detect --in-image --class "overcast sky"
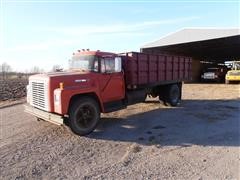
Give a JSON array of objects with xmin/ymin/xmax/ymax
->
[{"xmin": 0, "ymin": 0, "xmax": 239, "ymax": 72}]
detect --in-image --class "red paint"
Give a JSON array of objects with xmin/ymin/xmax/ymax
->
[{"xmin": 122, "ymin": 52, "xmax": 191, "ymax": 86}]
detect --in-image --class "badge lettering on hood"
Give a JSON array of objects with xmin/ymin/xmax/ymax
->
[{"xmin": 75, "ymin": 79, "xmax": 88, "ymax": 83}]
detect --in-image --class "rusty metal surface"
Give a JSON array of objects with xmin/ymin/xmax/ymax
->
[{"xmin": 122, "ymin": 52, "xmax": 192, "ymax": 86}]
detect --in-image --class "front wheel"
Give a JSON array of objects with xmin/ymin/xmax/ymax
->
[{"xmin": 69, "ymin": 97, "xmax": 100, "ymax": 136}]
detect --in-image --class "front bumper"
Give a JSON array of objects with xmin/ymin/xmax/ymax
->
[{"xmin": 24, "ymin": 104, "xmax": 63, "ymax": 125}]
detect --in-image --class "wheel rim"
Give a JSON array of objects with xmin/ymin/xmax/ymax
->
[{"xmin": 76, "ymin": 105, "xmax": 96, "ymax": 129}]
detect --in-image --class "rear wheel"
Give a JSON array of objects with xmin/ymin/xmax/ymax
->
[
  {"xmin": 159, "ymin": 84, "xmax": 181, "ymax": 106},
  {"xmin": 69, "ymin": 97, "xmax": 100, "ymax": 136}
]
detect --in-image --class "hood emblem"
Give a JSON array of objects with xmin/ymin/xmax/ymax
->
[{"xmin": 75, "ymin": 79, "xmax": 88, "ymax": 83}]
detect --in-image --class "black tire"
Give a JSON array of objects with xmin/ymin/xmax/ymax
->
[
  {"xmin": 158, "ymin": 89, "xmax": 166, "ymax": 103},
  {"xmin": 69, "ymin": 97, "xmax": 100, "ymax": 136},
  {"xmin": 159, "ymin": 84, "xmax": 181, "ymax": 106}
]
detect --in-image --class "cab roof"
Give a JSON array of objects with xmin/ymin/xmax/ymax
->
[{"xmin": 73, "ymin": 50, "xmax": 116, "ymax": 57}]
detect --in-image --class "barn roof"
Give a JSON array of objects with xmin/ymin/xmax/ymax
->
[
  {"xmin": 142, "ymin": 28, "xmax": 240, "ymax": 48},
  {"xmin": 141, "ymin": 28, "xmax": 240, "ymax": 61}
]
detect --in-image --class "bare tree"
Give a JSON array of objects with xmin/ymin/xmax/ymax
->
[
  {"xmin": 31, "ymin": 66, "xmax": 44, "ymax": 74},
  {"xmin": 24, "ymin": 69, "xmax": 30, "ymax": 79},
  {"xmin": 52, "ymin": 65, "xmax": 63, "ymax": 72},
  {"xmin": 31, "ymin": 66, "xmax": 40, "ymax": 73},
  {"xmin": 0, "ymin": 62, "xmax": 12, "ymax": 80}
]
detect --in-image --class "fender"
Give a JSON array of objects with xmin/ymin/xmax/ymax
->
[{"xmin": 54, "ymin": 86, "xmax": 104, "ymax": 115}]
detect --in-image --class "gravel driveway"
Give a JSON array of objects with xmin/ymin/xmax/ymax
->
[{"xmin": 0, "ymin": 84, "xmax": 239, "ymax": 179}]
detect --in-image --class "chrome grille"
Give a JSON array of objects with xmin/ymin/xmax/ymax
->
[
  {"xmin": 29, "ymin": 80, "xmax": 49, "ymax": 111},
  {"xmin": 32, "ymin": 82, "xmax": 45, "ymax": 108}
]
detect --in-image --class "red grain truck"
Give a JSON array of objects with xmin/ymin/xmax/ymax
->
[{"xmin": 25, "ymin": 50, "xmax": 192, "ymax": 135}]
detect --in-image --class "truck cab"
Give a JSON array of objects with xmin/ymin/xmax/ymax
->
[{"xmin": 26, "ymin": 50, "xmax": 125, "ymax": 135}]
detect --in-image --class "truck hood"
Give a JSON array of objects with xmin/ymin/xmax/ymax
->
[
  {"xmin": 45, "ymin": 70, "xmax": 88, "ymax": 77},
  {"xmin": 29, "ymin": 70, "xmax": 97, "ymax": 90},
  {"xmin": 227, "ymin": 70, "xmax": 240, "ymax": 76},
  {"xmin": 28, "ymin": 70, "xmax": 97, "ymax": 113}
]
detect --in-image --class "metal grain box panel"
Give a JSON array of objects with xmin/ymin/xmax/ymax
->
[{"xmin": 121, "ymin": 52, "xmax": 192, "ymax": 86}]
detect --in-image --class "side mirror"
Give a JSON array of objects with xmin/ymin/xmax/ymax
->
[{"xmin": 114, "ymin": 57, "xmax": 122, "ymax": 73}]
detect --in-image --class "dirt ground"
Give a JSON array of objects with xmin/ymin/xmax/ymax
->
[
  {"xmin": 0, "ymin": 79, "xmax": 28, "ymax": 101},
  {"xmin": 0, "ymin": 84, "xmax": 239, "ymax": 179}
]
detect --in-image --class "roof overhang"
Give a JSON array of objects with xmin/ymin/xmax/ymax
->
[{"xmin": 141, "ymin": 29, "xmax": 240, "ymax": 63}]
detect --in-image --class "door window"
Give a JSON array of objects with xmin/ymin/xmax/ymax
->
[{"xmin": 101, "ymin": 58, "xmax": 115, "ymax": 73}]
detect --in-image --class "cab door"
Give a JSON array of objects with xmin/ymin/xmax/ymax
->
[{"xmin": 98, "ymin": 57, "xmax": 125, "ymax": 103}]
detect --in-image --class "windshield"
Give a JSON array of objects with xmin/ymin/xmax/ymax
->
[{"xmin": 69, "ymin": 55, "xmax": 98, "ymax": 71}]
